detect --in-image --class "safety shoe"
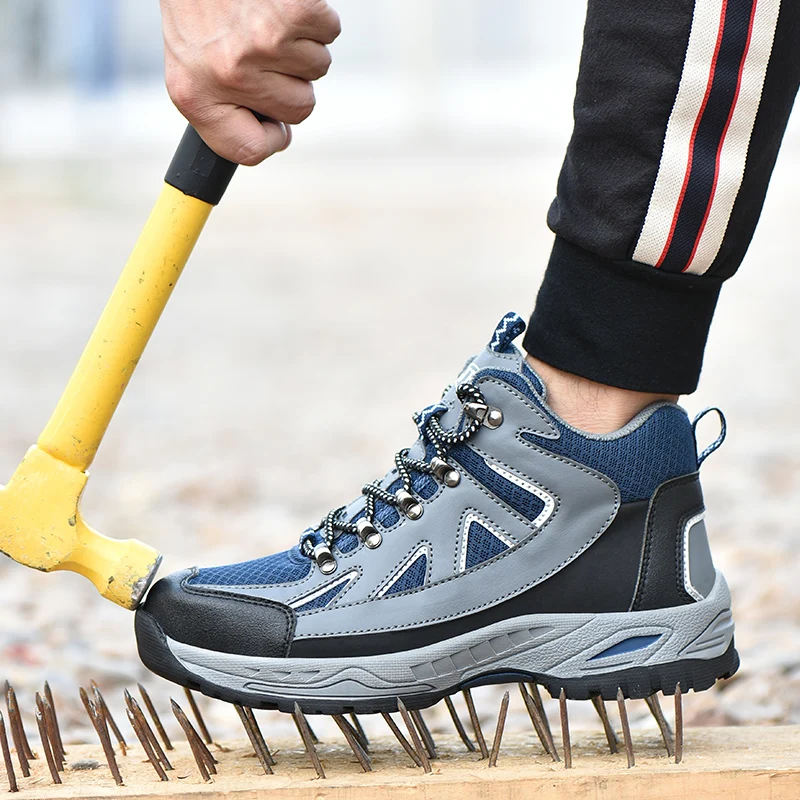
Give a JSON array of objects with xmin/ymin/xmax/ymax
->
[{"xmin": 135, "ymin": 313, "xmax": 738, "ymax": 714}]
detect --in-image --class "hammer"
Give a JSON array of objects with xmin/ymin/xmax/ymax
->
[{"xmin": 0, "ymin": 126, "xmax": 239, "ymax": 610}]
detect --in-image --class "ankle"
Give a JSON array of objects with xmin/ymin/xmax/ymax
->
[{"xmin": 525, "ymin": 355, "xmax": 679, "ymax": 434}]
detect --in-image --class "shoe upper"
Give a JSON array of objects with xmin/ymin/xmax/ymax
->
[{"xmin": 139, "ymin": 313, "xmax": 711, "ymax": 660}]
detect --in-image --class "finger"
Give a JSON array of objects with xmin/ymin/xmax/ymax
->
[
  {"xmin": 226, "ymin": 73, "xmax": 316, "ymax": 125},
  {"xmin": 279, "ymin": 124, "xmax": 293, "ymax": 152},
  {"xmin": 294, "ymin": 2, "xmax": 341, "ymax": 45},
  {"xmin": 274, "ymin": 39, "xmax": 332, "ymax": 81},
  {"xmin": 193, "ymin": 105, "xmax": 290, "ymax": 166}
]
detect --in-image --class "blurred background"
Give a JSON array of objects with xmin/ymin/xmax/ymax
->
[{"xmin": 0, "ymin": 0, "xmax": 799, "ymax": 748}]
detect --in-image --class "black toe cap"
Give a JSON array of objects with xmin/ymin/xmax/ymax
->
[{"xmin": 137, "ymin": 568, "xmax": 296, "ymax": 658}]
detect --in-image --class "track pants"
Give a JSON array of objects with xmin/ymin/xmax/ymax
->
[{"xmin": 523, "ymin": 0, "xmax": 800, "ymax": 394}]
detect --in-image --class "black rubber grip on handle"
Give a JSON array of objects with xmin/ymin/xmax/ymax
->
[{"xmin": 165, "ymin": 125, "xmax": 238, "ymax": 206}]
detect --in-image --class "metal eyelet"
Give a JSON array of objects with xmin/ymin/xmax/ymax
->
[
  {"xmin": 395, "ymin": 489, "xmax": 424, "ymax": 520},
  {"xmin": 430, "ymin": 456, "xmax": 461, "ymax": 487},
  {"xmin": 356, "ymin": 518, "xmax": 383, "ymax": 549},
  {"xmin": 312, "ymin": 543, "xmax": 337, "ymax": 574},
  {"xmin": 463, "ymin": 401, "xmax": 503, "ymax": 429},
  {"xmin": 484, "ymin": 407, "xmax": 504, "ymax": 429}
]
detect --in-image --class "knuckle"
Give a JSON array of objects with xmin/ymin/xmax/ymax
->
[
  {"xmin": 165, "ymin": 70, "xmax": 199, "ymax": 115},
  {"xmin": 211, "ymin": 50, "xmax": 247, "ymax": 91},
  {"xmin": 284, "ymin": 89, "xmax": 315, "ymax": 124},
  {"xmin": 313, "ymin": 48, "xmax": 332, "ymax": 79},
  {"xmin": 328, "ymin": 8, "xmax": 342, "ymax": 39},
  {"xmin": 284, "ymin": 0, "xmax": 312, "ymax": 26}
]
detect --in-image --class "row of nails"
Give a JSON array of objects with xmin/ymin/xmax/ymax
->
[{"xmin": 0, "ymin": 680, "xmax": 685, "ymax": 788}]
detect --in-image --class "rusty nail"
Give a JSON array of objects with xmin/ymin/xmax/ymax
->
[
  {"xmin": 5, "ymin": 686, "xmax": 34, "ymax": 763},
  {"xmin": 409, "ymin": 709, "xmax": 437, "ymax": 760},
  {"xmin": 518, "ymin": 683, "xmax": 558, "ymax": 761},
  {"xmin": 137, "ymin": 684, "xmax": 173, "ymax": 751},
  {"xmin": 332, "ymin": 715, "xmax": 371, "ymax": 773},
  {"xmin": 528, "ymin": 684, "xmax": 554, "ymax": 744},
  {"xmin": 674, "ymin": 684, "xmax": 683, "ymax": 765},
  {"xmin": 124, "ymin": 691, "xmax": 172, "ymax": 771},
  {"xmin": 444, "ymin": 695, "xmax": 476, "ymax": 753},
  {"xmin": 243, "ymin": 707, "xmax": 275, "ymax": 767},
  {"xmin": 41, "ymin": 694, "xmax": 64, "ymax": 771},
  {"xmin": 80, "ymin": 688, "xmax": 123, "ymax": 785},
  {"xmin": 462, "ymin": 689, "xmax": 489, "ymax": 760},
  {"xmin": 292, "ymin": 703, "xmax": 325, "ymax": 779},
  {"xmin": 0, "ymin": 712, "xmax": 18, "ymax": 792},
  {"xmin": 616, "ymin": 688, "xmax": 635, "ymax": 768},
  {"xmin": 33, "ymin": 696, "xmax": 61, "ymax": 785},
  {"xmin": 90, "ymin": 682, "xmax": 127, "ymax": 756},
  {"xmin": 4, "ymin": 688, "xmax": 29, "ymax": 777},
  {"xmin": 397, "ymin": 699, "xmax": 430, "ymax": 774},
  {"xmin": 125, "ymin": 708, "xmax": 168, "ymax": 782},
  {"xmin": 488, "ymin": 690, "xmax": 510, "ymax": 768},
  {"xmin": 233, "ymin": 705, "xmax": 273, "ymax": 775},
  {"xmin": 183, "ymin": 688, "xmax": 213, "ymax": 746},
  {"xmin": 645, "ymin": 693, "xmax": 674, "ymax": 758},
  {"xmin": 348, "ymin": 714, "xmax": 369, "ymax": 754},
  {"xmin": 380, "ymin": 712, "xmax": 422, "ymax": 767},
  {"xmin": 43, "ymin": 683, "xmax": 65, "ymax": 763},
  {"xmin": 559, "ymin": 689, "xmax": 572, "ymax": 769},
  {"xmin": 590, "ymin": 696, "xmax": 619, "ymax": 754},
  {"xmin": 170, "ymin": 700, "xmax": 213, "ymax": 781}
]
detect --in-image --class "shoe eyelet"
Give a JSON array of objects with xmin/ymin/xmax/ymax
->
[
  {"xmin": 356, "ymin": 518, "xmax": 383, "ymax": 549},
  {"xmin": 430, "ymin": 456, "xmax": 461, "ymax": 487},
  {"xmin": 463, "ymin": 401, "xmax": 504, "ymax": 430},
  {"xmin": 313, "ymin": 543, "xmax": 337, "ymax": 574},
  {"xmin": 484, "ymin": 407, "xmax": 503, "ymax": 429},
  {"xmin": 395, "ymin": 489, "xmax": 424, "ymax": 520}
]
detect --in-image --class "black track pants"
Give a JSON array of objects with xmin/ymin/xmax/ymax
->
[{"xmin": 523, "ymin": 0, "xmax": 800, "ymax": 394}]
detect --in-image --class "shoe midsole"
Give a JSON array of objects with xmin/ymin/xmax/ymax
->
[{"xmin": 165, "ymin": 571, "xmax": 733, "ymax": 702}]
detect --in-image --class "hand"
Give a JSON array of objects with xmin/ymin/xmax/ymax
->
[{"xmin": 160, "ymin": 0, "xmax": 341, "ymax": 165}]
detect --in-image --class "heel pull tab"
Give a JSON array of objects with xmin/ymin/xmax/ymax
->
[{"xmin": 692, "ymin": 407, "xmax": 727, "ymax": 467}]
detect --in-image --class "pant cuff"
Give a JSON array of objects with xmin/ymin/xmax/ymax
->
[{"xmin": 523, "ymin": 237, "xmax": 723, "ymax": 395}]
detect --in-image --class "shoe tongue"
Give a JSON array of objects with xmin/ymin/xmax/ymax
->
[{"xmin": 435, "ymin": 312, "xmax": 544, "ymax": 430}]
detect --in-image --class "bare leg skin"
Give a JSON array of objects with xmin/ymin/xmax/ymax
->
[{"xmin": 525, "ymin": 356, "xmax": 679, "ymax": 435}]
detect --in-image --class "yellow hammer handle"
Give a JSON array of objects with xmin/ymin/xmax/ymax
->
[
  {"xmin": 38, "ymin": 126, "xmax": 237, "ymax": 471},
  {"xmin": 38, "ymin": 185, "xmax": 211, "ymax": 469}
]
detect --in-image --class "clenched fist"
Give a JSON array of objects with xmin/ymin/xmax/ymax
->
[{"xmin": 160, "ymin": 0, "xmax": 341, "ymax": 165}]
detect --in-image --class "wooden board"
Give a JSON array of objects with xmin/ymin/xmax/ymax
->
[{"xmin": 11, "ymin": 726, "xmax": 800, "ymax": 800}]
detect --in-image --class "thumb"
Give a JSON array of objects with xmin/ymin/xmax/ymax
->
[{"xmin": 192, "ymin": 106, "xmax": 291, "ymax": 166}]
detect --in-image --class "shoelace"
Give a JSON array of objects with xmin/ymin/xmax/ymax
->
[{"xmin": 299, "ymin": 383, "xmax": 503, "ymax": 573}]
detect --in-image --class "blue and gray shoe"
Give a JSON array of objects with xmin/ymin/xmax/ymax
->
[{"xmin": 135, "ymin": 313, "xmax": 738, "ymax": 714}]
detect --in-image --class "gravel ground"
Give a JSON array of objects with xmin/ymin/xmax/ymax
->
[{"xmin": 0, "ymin": 127, "xmax": 799, "ymax": 744}]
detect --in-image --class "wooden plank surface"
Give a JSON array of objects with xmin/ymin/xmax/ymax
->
[{"xmin": 9, "ymin": 726, "xmax": 800, "ymax": 800}]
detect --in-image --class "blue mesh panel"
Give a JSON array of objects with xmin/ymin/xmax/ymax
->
[
  {"xmin": 465, "ymin": 520, "xmax": 509, "ymax": 569},
  {"xmin": 413, "ymin": 472, "xmax": 438, "ymax": 499},
  {"xmin": 523, "ymin": 405, "xmax": 697, "ymax": 503},
  {"xmin": 335, "ymin": 532, "xmax": 360, "ymax": 553},
  {"xmin": 190, "ymin": 547, "xmax": 311, "ymax": 587},
  {"xmin": 449, "ymin": 446, "xmax": 545, "ymax": 522},
  {"xmin": 385, "ymin": 553, "xmax": 427, "ymax": 595},
  {"xmin": 294, "ymin": 579, "xmax": 350, "ymax": 612},
  {"xmin": 520, "ymin": 362, "xmax": 546, "ymax": 396}
]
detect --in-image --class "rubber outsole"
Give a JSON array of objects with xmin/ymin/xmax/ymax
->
[{"xmin": 135, "ymin": 608, "xmax": 739, "ymax": 715}]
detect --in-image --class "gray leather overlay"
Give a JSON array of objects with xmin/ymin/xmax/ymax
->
[{"xmin": 235, "ymin": 376, "xmax": 620, "ymax": 639}]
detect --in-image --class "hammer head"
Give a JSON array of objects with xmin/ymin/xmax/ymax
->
[{"xmin": 0, "ymin": 445, "xmax": 161, "ymax": 610}]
